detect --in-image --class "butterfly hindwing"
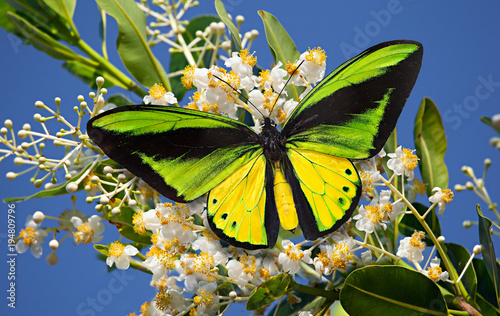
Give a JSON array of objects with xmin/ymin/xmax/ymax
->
[
  {"xmin": 207, "ymin": 153, "xmax": 279, "ymax": 249},
  {"xmin": 87, "ymin": 105, "xmax": 262, "ymax": 203},
  {"xmin": 283, "ymin": 40, "xmax": 423, "ymax": 160},
  {"xmin": 285, "ymin": 149, "xmax": 361, "ymax": 240}
]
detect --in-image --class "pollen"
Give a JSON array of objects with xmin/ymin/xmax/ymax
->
[
  {"xmin": 240, "ymin": 49, "xmax": 257, "ymax": 67},
  {"xmin": 240, "ymin": 254, "xmax": 258, "ymax": 276},
  {"xmin": 263, "ymin": 89, "xmax": 278, "ymax": 113},
  {"xmin": 74, "ymin": 223, "xmax": 94, "ymax": 244},
  {"xmin": 194, "ymin": 290, "xmax": 214, "ymax": 308},
  {"xmin": 155, "ymin": 289, "xmax": 174, "ymax": 313},
  {"xmin": 19, "ymin": 227, "xmax": 37, "ymax": 246},
  {"xmin": 402, "ymin": 148, "xmax": 418, "ymax": 171},
  {"xmin": 305, "ymin": 47, "xmax": 327, "ymax": 66},
  {"xmin": 219, "ymin": 70, "xmax": 241, "ymax": 96},
  {"xmin": 412, "ymin": 178, "xmax": 427, "ymax": 195},
  {"xmin": 285, "ymin": 244, "xmax": 304, "ymax": 261},
  {"xmin": 181, "ymin": 65, "xmax": 196, "ymax": 89},
  {"xmin": 132, "ymin": 211, "xmax": 146, "ymax": 235},
  {"xmin": 360, "ymin": 172, "xmax": 375, "ymax": 199},
  {"xmin": 148, "ymin": 83, "xmax": 167, "ymax": 100},
  {"xmin": 276, "ymin": 108, "xmax": 287, "ymax": 124},
  {"xmin": 441, "ymin": 189, "xmax": 454, "ymax": 204},
  {"xmin": 409, "ymin": 231, "xmax": 426, "ymax": 250},
  {"xmin": 109, "ymin": 242, "xmax": 125, "ymax": 258},
  {"xmin": 259, "ymin": 69, "xmax": 271, "ymax": 89},
  {"xmin": 331, "ymin": 241, "xmax": 353, "ymax": 270},
  {"xmin": 286, "ymin": 61, "xmax": 300, "ymax": 76},
  {"xmin": 365, "ymin": 205, "xmax": 384, "ymax": 224},
  {"xmin": 426, "ymin": 266, "xmax": 444, "ymax": 282},
  {"xmin": 259, "ymin": 267, "xmax": 270, "ymax": 280}
]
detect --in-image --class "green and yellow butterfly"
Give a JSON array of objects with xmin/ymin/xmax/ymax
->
[{"xmin": 87, "ymin": 40, "xmax": 423, "ymax": 249}]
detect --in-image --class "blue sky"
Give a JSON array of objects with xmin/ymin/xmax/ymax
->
[{"xmin": 1, "ymin": 1, "xmax": 499, "ymax": 315}]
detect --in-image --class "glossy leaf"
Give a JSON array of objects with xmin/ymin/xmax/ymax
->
[
  {"xmin": 6, "ymin": 11, "xmax": 77, "ymax": 60},
  {"xmin": 441, "ymin": 243, "xmax": 477, "ymax": 300},
  {"xmin": 107, "ymin": 94, "xmax": 134, "ymax": 107},
  {"xmin": 96, "ymin": 0, "xmax": 169, "ymax": 89},
  {"xmin": 399, "ymin": 202, "xmax": 441, "ymax": 245},
  {"xmin": 341, "ymin": 265, "xmax": 448, "ymax": 315},
  {"xmin": 214, "ymin": 0, "xmax": 241, "ymax": 52},
  {"xmin": 480, "ymin": 116, "xmax": 500, "ymax": 135},
  {"xmin": 247, "ymin": 273, "xmax": 292, "ymax": 310},
  {"xmin": 169, "ymin": 15, "xmax": 220, "ymax": 101},
  {"xmin": 0, "ymin": 1, "xmax": 18, "ymax": 34},
  {"xmin": 94, "ymin": 244, "xmax": 110, "ymax": 256},
  {"xmin": 267, "ymin": 284, "xmax": 327, "ymax": 316},
  {"xmin": 258, "ymin": 10, "xmax": 302, "ymax": 100},
  {"xmin": 414, "ymin": 97, "xmax": 449, "ymax": 197},
  {"xmin": 477, "ymin": 205, "xmax": 500, "ymax": 307},
  {"xmin": 63, "ymin": 60, "xmax": 126, "ymax": 89},
  {"xmin": 44, "ymin": 0, "xmax": 76, "ymax": 23},
  {"xmin": 473, "ymin": 258, "xmax": 500, "ymax": 311}
]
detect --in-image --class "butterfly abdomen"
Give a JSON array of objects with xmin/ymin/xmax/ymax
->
[{"xmin": 273, "ymin": 163, "xmax": 298, "ymax": 231}]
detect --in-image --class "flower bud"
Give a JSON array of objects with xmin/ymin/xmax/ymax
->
[
  {"xmin": 4, "ymin": 119, "xmax": 13, "ymax": 129},
  {"xmin": 473, "ymin": 245, "xmax": 482, "ymax": 255},
  {"xmin": 66, "ymin": 182, "xmax": 78, "ymax": 193},
  {"xmin": 49, "ymin": 239, "xmax": 59, "ymax": 251},
  {"xmin": 46, "ymin": 253, "xmax": 59, "ymax": 265},
  {"xmin": 33, "ymin": 211, "xmax": 45, "ymax": 224},
  {"xmin": 35, "ymin": 101, "xmax": 44, "ymax": 109}
]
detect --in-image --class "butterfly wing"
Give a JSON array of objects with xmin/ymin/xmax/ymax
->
[
  {"xmin": 282, "ymin": 40, "xmax": 423, "ymax": 159},
  {"xmin": 207, "ymin": 153, "xmax": 279, "ymax": 249},
  {"xmin": 281, "ymin": 40, "xmax": 422, "ymax": 239},
  {"xmin": 87, "ymin": 105, "xmax": 262, "ymax": 203}
]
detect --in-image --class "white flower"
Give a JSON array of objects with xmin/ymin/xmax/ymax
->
[
  {"xmin": 297, "ymin": 47, "xmax": 327, "ymax": 84},
  {"xmin": 360, "ymin": 250, "xmax": 373, "ymax": 266},
  {"xmin": 194, "ymin": 281, "xmax": 219, "ymax": 315},
  {"xmin": 16, "ymin": 215, "xmax": 47, "ymax": 258},
  {"xmin": 143, "ymin": 83, "xmax": 178, "ymax": 105},
  {"xmin": 298, "ymin": 312, "xmax": 314, "ymax": 316},
  {"xmin": 422, "ymin": 257, "xmax": 449, "ymax": 282},
  {"xmin": 278, "ymin": 240, "xmax": 312, "ymax": 275},
  {"xmin": 205, "ymin": 86, "xmax": 237, "ymax": 118},
  {"xmin": 355, "ymin": 159, "xmax": 382, "ymax": 200},
  {"xmin": 106, "ymin": 242, "xmax": 139, "ymax": 270},
  {"xmin": 225, "ymin": 49, "xmax": 256, "ymax": 79},
  {"xmin": 70, "ymin": 215, "xmax": 104, "ymax": 244},
  {"xmin": 387, "ymin": 146, "xmax": 418, "ymax": 180},
  {"xmin": 312, "ymin": 237, "xmax": 355, "ymax": 275},
  {"xmin": 353, "ymin": 190, "xmax": 403, "ymax": 233},
  {"xmin": 396, "ymin": 231, "xmax": 426, "ymax": 262},
  {"xmin": 429, "ymin": 187, "xmax": 454, "ymax": 215},
  {"xmin": 227, "ymin": 254, "xmax": 261, "ymax": 288}
]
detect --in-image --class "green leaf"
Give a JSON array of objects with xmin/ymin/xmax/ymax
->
[
  {"xmin": 0, "ymin": 1, "xmax": 18, "ymax": 34},
  {"xmin": 94, "ymin": 244, "xmax": 110, "ymax": 256},
  {"xmin": 44, "ymin": 0, "xmax": 76, "ymax": 23},
  {"xmin": 473, "ymin": 258, "xmax": 500, "ymax": 310},
  {"xmin": 414, "ymin": 97, "xmax": 449, "ymax": 197},
  {"xmin": 247, "ymin": 273, "xmax": 292, "ymax": 310},
  {"xmin": 341, "ymin": 265, "xmax": 449, "ymax": 315},
  {"xmin": 96, "ymin": 0, "xmax": 169, "ymax": 89},
  {"xmin": 267, "ymin": 284, "xmax": 327, "ymax": 316},
  {"xmin": 169, "ymin": 15, "xmax": 220, "ymax": 101},
  {"xmin": 441, "ymin": 243, "xmax": 477, "ymax": 301},
  {"xmin": 480, "ymin": 116, "xmax": 500, "ymax": 135},
  {"xmin": 107, "ymin": 94, "xmax": 134, "ymax": 107},
  {"xmin": 214, "ymin": 0, "xmax": 241, "ymax": 52},
  {"xmin": 477, "ymin": 205, "xmax": 500, "ymax": 307},
  {"xmin": 399, "ymin": 202, "xmax": 441, "ymax": 245},
  {"xmin": 6, "ymin": 11, "xmax": 78, "ymax": 60},
  {"xmin": 63, "ymin": 60, "xmax": 126, "ymax": 89},
  {"xmin": 258, "ymin": 10, "xmax": 303, "ymax": 100}
]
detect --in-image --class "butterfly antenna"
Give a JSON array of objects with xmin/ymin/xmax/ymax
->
[
  {"xmin": 213, "ymin": 74, "xmax": 265, "ymax": 118},
  {"xmin": 269, "ymin": 60, "xmax": 304, "ymax": 115}
]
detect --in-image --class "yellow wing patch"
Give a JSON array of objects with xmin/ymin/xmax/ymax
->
[
  {"xmin": 288, "ymin": 149, "xmax": 360, "ymax": 232},
  {"xmin": 207, "ymin": 153, "xmax": 268, "ymax": 246}
]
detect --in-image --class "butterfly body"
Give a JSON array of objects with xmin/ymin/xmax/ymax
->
[{"xmin": 88, "ymin": 40, "xmax": 423, "ymax": 250}]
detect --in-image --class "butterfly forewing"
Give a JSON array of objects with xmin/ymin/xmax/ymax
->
[
  {"xmin": 282, "ymin": 40, "xmax": 423, "ymax": 160},
  {"xmin": 87, "ymin": 105, "xmax": 262, "ymax": 202}
]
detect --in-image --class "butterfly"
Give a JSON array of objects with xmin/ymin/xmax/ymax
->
[{"xmin": 87, "ymin": 40, "xmax": 423, "ymax": 250}]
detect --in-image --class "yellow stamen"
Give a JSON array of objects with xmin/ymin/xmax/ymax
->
[
  {"xmin": 412, "ymin": 178, "xmax": 427, "ymax": 195},
  {"xmin": 181, "ymin": 65, "xmax": 196, "ymax": 89},
  {"xmin": 441, "ymin": 189, "xmax": 454, "ymax": 204},
  {"xmin": 132, "ymin": 211, "xmax": 146, "ymax": 235},
  {"xmin": 148, "ymin": 83, "xmax": 167, "ymax": 100},
  {"xmin": 305, "ymin": 47, "xmax": 327, "ymax": 66},
  {"xmin": 402, "ymin": 148, "xmax": 418, "ymax": 171},
  {"xmin": 240, "ymin": 49, "xmax": 257, "ymax": 67},
  {"xmin": 286, "ymin": 61, "xmax": 300, "ymax": 76},
  {"xmin": 427, "ymin": 266, "xmax": 444, "ymax": 282},
  {"xmin": 109, "ymin": 242, "xmax": 125, "ymax": 258},
  {"xmin": 285, "ymin": 244, "xmax": 304, "ymax": 261},
  {"xmin": 19, "ymin": 227, "xmax": 37, "ymax": 247},
  {"xmin": 409, "ymin": 231, "xmax": 426, "ymax": 249}
]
